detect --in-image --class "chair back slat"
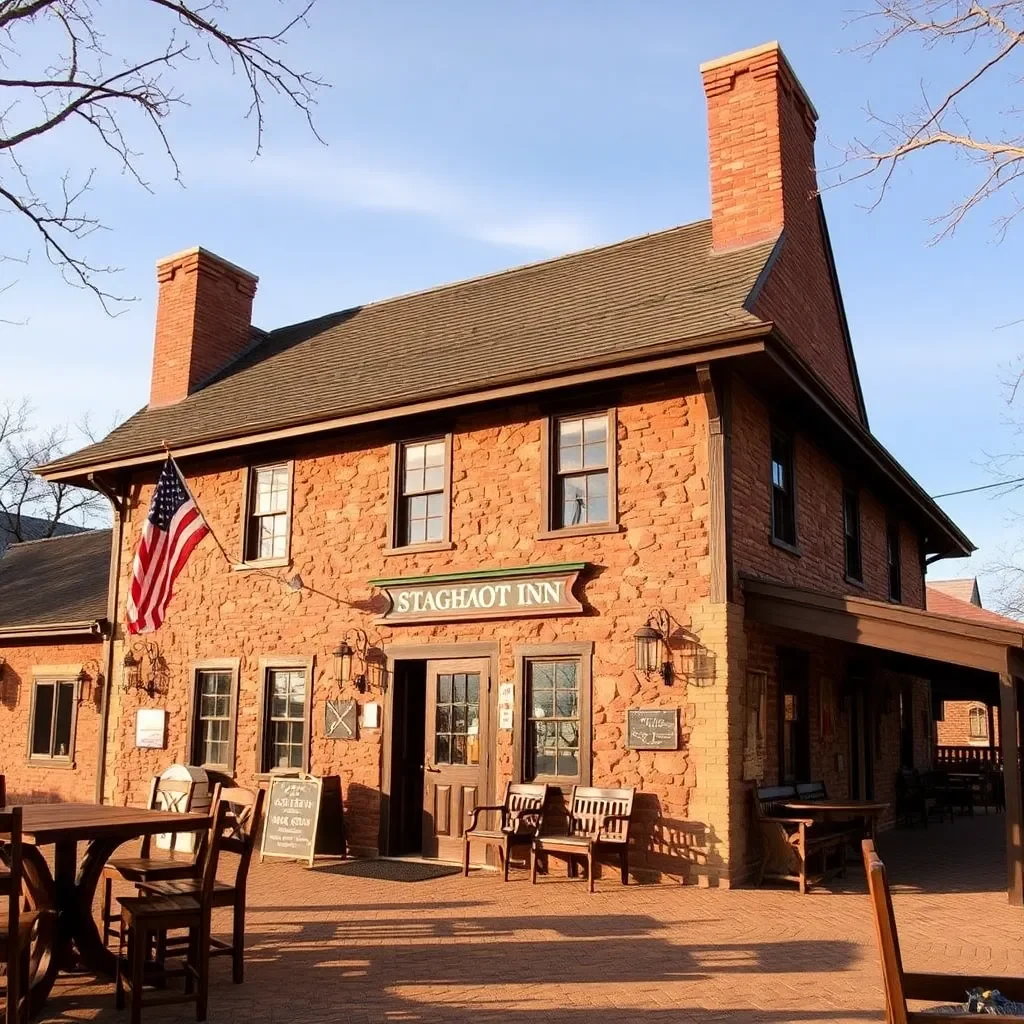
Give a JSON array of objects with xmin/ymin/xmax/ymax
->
[
  {"xmin": 862, "ymin": 839, "xmax": 908, "ymax": 1024},
  {"xmin": 201, "ymin": 800, "xmax": 232, "ymax": 905},
  {"xmin": 795, "ymin": 781, "xmax": 828, "ymax": 801},
  {"xmin": 210, "ymin": 786, "xmax": 265, "ymax": 890},
  {"xmin": 756, "ymin": 784, "xmax": 798, "ymax": 819},
  {"xmin": 0, "ymin": 807, "xmax": 23, "ymax": 950},
  {"xmin": 506, "ymin": 783, "xmax": 548, "ymax": 835},
  {"xmin": 568, "ymin": 786, "xmax": 634, "ymax": 842}
]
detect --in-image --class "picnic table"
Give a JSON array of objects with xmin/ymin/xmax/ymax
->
[
  {"xmin": 11, "ymin": 802, "xmax": 210, "ymax": 1017},
  {"xmin": 782, "ymin": 799, "xmax": 889, "ymax": 841}
]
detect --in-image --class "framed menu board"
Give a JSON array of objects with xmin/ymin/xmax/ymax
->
[
  {"xmin": 260, "ymin": 774, "xmax": 324, "ymax": 867},
  {"xmin": 626, "ymin": 708, "xmax": 679, "ymax": 750}
]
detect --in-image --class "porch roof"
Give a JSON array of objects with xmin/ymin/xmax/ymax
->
[{"xmin": 742, "ymin": 577, "xmax": 1024, "ymax": 677}]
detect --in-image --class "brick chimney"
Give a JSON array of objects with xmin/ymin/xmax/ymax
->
[
  {"xmin": 700, "ymin": 41, "xmax": 819, "ymax": 252},
  {"xmin": 149, "ymin": 247, "xmax": 259, "ymax": 408}
]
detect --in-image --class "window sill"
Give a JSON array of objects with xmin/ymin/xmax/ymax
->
[
  {"xmin": 384, "ymin": 541, "xmax": 455, "ymax": 557},
  {"xmin": 844, "ymin": 574, "xmax": 866, "ymax": 590},
  {"xmin": 26, "ymin": 757, "xmax": 76, "ymax": 770},
  {"xmin": 232, "ymin": 557, "xmax": 291, "ymax": 573},
  {"xmin": 770, "ymin": 536, "xmax": 801, "ymax": 557},
  {"xmin": 537, "ymin": 523, "xmax": 621, "ymax": 541}
]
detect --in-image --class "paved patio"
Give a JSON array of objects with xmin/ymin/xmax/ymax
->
[{"xmin": 39, "ymin": 812, "xmax": 1023, "ymax": 1023}]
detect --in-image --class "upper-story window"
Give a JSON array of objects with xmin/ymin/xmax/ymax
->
[
  {"xmin": 391, "ymin": 436, "xmax": 452, "ymax": 550},
  {"xmin": 770, "ymin": 429, "xmax": 797, "ymax": 547},
  {"xmin": 29, "ymin": 678, "xmax": 77, "ymax": 761},
  {"xmin": 243, "ymin": 462, "xmax": 292, "ymax": 563},
  {"xmin": 543, "ymin": 410, "xmax": 617, "ymax": 535},
  {"xmin": 887, "ymin": 520, "xmax": 902, "ymax": 602},
  {"xmin": 968, "ymin": 705, "xmax": 988, "ymax": 740},
  {"xmin": 843, "ymin": 486, "xmax": 862, "ymax": 582}
]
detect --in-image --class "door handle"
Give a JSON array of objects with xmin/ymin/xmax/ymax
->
[{"xmin": 423, "ymin": 762, "xmax": 441, "ymax": 773}]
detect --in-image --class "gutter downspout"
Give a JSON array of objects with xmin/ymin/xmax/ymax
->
[{"xmin": 95, "ymin": 476, "xmax": 126, "ymax": 805}]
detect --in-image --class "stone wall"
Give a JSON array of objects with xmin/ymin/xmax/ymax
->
[{"xmin": 0, "ymin": 636, "xmax": 105, "ymax": 803}]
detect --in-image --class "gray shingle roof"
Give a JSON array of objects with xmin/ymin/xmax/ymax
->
[
  {"xmin": 0, "ymin": 514, "xmax": 86, "ymax": 557},
  {"xmin": 42, "ymin": 221, "xmax": 776, "ymax": 475},
  {"xmin": 0, "ymin": 530, "xmax": 111, "ymax": 630}
]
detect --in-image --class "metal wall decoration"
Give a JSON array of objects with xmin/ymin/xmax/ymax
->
[
  {"xmin": 325, "ymin": 699, "xmax": 358, "ymax": 740},
  {"xmin": 121, "ymin": 641, "xmax": 169, "ymax": 697},
  {"xmin": 626, "ymin": 708, "xmax": 679, "ymax": 750}
]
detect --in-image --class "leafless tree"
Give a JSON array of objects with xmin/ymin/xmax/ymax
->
[
  {"xmin": 839, "ymin": 1, "xmax": 1024, "ymax": 243},
  {"xmin": 0, "ymin": 397, "xmax": 108, "ymax": 541},
  {"xmin": 0, "ymin": 0, "xmax": 324, "ymax": 311}
]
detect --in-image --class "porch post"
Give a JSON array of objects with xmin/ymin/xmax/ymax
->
[
  {"xmin": 988, "ymin": 702, "xmax": 997, "ymax": 754},
  {"xmin": 998, "ymin": 669, "xmax": 1023, "ymax": 906}
]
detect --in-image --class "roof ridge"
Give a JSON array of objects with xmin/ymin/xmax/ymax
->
[
  {"xmin": 4, "ymin": 527, "xmax": 111, "ymax": 550},
  {"xmin": 267, "ymin": 219, "xmax": 738, "ymax": 337}
]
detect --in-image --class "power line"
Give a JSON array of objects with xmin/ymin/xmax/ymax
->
[{"xmin": 931, "ymin": 476, "xmax": 1024, "ymax": 499}]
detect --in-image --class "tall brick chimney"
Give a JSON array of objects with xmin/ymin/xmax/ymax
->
[
  {"xmin": 149, "ymin": 247, "xmax": 259, "ymax": 408},
  {"xmin": 700, "ymin": 41, "xmax": 819, "ymax": 252}
]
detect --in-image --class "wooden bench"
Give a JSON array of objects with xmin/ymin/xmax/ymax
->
[
  {"xmin": 863, "ymin": 839, "xmax": 1024, "ymax": 1021},
  {"xmin": 531, "ymin": 786, "xmax": 634, "ymax": 894},
  {"xmin": 754, "ymin": 784, "xmax": 846, "ymax": 895},
  {"xmin": 462, "ymin": 783, "xmax": 548, "ymax": 881}
]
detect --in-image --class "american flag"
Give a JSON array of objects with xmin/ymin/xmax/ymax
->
[{"xmin": 126, "ymin": 459, "xmax": 210, "ymax": 635}]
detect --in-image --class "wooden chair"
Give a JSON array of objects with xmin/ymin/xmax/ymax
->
[
  {"xmin": 531, "ymin": 786, "xmax": 634, "ymax": 894},
  {"xmin": 115, "ymin": 800, "xmax": 230, "ymax": 1024},
  {"xmin": 137, "ymin": 786, "xmax": 264, "ymax": 984},
  {"xmin": 754, "ymin": 784, "xmax": 846, "ymax": 895},
  {"xmin": 0, "ymin": 808, "xmax": 37, "ymax": 1024},
  {"xmin": 862, "ymin": 839, "xmax": 1024, "ymax": 1022},
  {"xmin": 101, "ymin": 776, "xmax": 203, "ymax": 948},
  {"xmin": 463, "ymin": 783, "xmax": 548, "ymax": 880}
]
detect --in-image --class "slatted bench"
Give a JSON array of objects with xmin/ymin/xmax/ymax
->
[{"xmin": 754, "ymin": 784, "xmax": 847, "ymax": 895}]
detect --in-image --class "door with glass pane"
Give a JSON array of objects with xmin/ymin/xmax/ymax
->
[{"xmin": 422, "ymin": 659, "xmax": 489, "ymax": 861}]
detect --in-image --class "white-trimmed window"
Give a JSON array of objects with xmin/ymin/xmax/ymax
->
[{"xmin": 29, "ymin": 678, "xmax": 77, "ymax": 761}]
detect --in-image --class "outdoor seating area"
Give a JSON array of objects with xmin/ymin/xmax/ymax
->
[{"xmin": 896, "ymin": 766, "xmax": 1005, "ymax": 827}]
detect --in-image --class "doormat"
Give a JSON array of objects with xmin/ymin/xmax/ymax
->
[{"xmin": 314, "ymin": 859, "xmax": 462, "ymax": 882}]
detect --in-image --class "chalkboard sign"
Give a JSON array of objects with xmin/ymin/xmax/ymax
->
[
  {"xmin": 260, "ymin": 774, "xmax": 324, "ymax": 867},
  {"xmin": 627, "ymin": 708, "xmax": 679, "ymax": 750}
]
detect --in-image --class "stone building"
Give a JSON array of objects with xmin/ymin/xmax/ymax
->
[
  {"xmin": 0, "ymin": 531, "xmax": 111, "ymax": 803},
  {"xmin": 37, "ymin": 42, "xmax": 1024, "ymax": 895}
]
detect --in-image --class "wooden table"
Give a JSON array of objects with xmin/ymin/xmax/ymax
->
[
  {"xmin": 9, "ymin": 802, "xmax": 210, "ymax": 1017},
  {"xmin": 782, "ymin": 800, "xmax": 889, "ymax": 840}
]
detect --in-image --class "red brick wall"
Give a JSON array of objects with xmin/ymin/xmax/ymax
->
[
  {"xmin": 730, "ymin": 377, "xmax": 925, "ymax": 607},
  {"xmin": 149, "ymin": 249, "xmax": 257, "ymax": 408},
  {"xmin": 107, "ymin": 376, "xmax": 716, "ymax": 879},
  {"xmin": 0, "ymin": 637, "xmax": 104, "ymax": 803},
  {"xmin": 701, "ymin": 44, "xmax": 863, "ymax": 422},
  {"xmin": 937, "ymin": 701, "xmax": 999, "ymax": 747}
]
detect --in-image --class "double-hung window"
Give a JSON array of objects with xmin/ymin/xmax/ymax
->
[
  {"xmin": 843, "ymin": 486, "xmax": 862, "ymax": 581},
  {"xmin": 192, "ymin": 666, "xmax": 237, "ymax": 770},
  {"xmin": 29, "ymin": 679, "xmax": 76, "ymax": 761},
  {"xmin": 887, "ymin": 520, "xmax": 902, "ymax": 602},
  {"xmin": 545, "ymin": 411, "xmax": 616, "ymax": 533},
  {"xmin": 243, "ymin": 463, "xmax": 292, "ymax": 563},
  {"xmin": 770, "ymin": 430, "xmax": 797, "ymax": 547},
  {"xmin": 259, "ymin": 660, "xmax": 313, "ymax": 773},
  {"xmin": 396, "ymin": 438, "xmax": 448, "ymax": 547}
]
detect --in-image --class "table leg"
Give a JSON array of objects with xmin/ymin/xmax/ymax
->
[
  {"xmin": 52, "ymin": 840, "xmax": 78, "ymax": 972},
  {"xmin": 69, "ymin": 837, "xmax": 122, "ymax": 977},
  {"xmin": 17, "ymin": 845, "xmax": 58, "ymax": 1019}
]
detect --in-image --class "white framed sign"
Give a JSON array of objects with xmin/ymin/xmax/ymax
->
[
  {"xmin": 498, "ymin": 682, "xmax": 514, "ymax": 706},
  {"xmin": 135, "ymin": 708, "xmax": 167, "ymax": 749}
]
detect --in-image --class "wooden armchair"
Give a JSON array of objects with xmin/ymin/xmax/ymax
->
[
  {"xmin": 463, "ymin": 783, "xmax": 548, "ymax": 880},
  {"xmin": 0, "ymin": 808, "xmax": 37, "ymax": 1024},
  {"xmin": 754, "ymin": 784, "xmax": 845, "ymax": 895},
  {"xmin": 863, "ymin": 839, "xmax": 1024, "ymax": 1022},
  {"xmin": 531, "ymin": 786, "xmax": 634, "ymax": 894}
]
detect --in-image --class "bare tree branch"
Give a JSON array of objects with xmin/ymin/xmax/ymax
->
[{"xmin": 0, "ymin": 0, "xmax": 325, "ymax": 311}]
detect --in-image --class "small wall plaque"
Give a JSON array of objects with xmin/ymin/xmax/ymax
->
[
  {"xmin": 498, "ymin": 682, "xmax": 514, "ymax": 705},
  {"xmin": 325, "ymin": 699, "xmax": 357, "ymax": 740},
  {"xmin": 626, "ymin": 708, "xmax": 679, "ymax": 750},
  {"xmin": 135, "ymin": 708, "xmax": 167, "ymax": 749},
  {"xmin": 498, "ymin": 706, "xmax": 514, "ymax": 730},
  {"xmin": 361, "ymin": 702, "xmax": 380, "ymax": 729}
]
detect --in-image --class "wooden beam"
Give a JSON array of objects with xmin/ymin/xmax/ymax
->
[
  {"xmin": 999, "ymin": 669, "xmax": 1023, "ymax": 906},
  {"xmin": 698, "ymin": 363, "xmax": 732, "ymax": 603}
]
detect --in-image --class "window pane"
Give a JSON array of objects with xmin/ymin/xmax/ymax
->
[
  {"xmin": 410, "ymin": 494, "xmax": 427, "ymax": 519},
  {"xmin": 561, "ymin": 475, "xmax": 586, "ymax": 526},
  {"xmin": 438, "ymin": 674, "xmax": 452, "ymax": 702},
  {"xmin": 583, "ymin": 442, "xmax": 606, "ymax": 469},
  {"xmin": 54, "ymin": 682, "xmax": 74, "ymax": 757},
  {"xmin": 436, "ymin": 705, "xmax": 450, "ymax": 732},
  {"xmin": 452, "ymin": 734, "xmax": 467, "ymax": 764},
  {"xmin": 423, "ymin": 465, "xmax": 444, "ymax": 491},
  {"xmin": 424, "ymin": 441, "xmax": 445, "ymax": 467},
  {"xmin": 426, "ymin": 516, "xmax": 443, "ymax": 542},
  {"xmin": 558, "ymin": 418, "xmax": 582, "ymax": 448},
  {"xmin": 408, "ymin": 516, "xmax": 427, "ymax": 545},
  {"xmin": 587, "ymin": 487, "xmax": 608, "ymax": 524},
  {"xmin": 404, "ymin": 466, "xmax": 424, "ymax": 495},
  {"xmin": 453, "ymin": 674, "xmax": 466, "ymax": 703},
  {"xmin": 555, "ymin": 688, "xmax": 578, "ymax": 717},
  {"xmin": 31, "ymin": 683, "xmax": 55, "ymax": 756},
  {"xmin": 557, "ymin": 749, "xmax": 579, "ymax": 777},
  {"xmin": 436, "ymin": 733, "xmax": 450, "ymax": 763},
  {"xmin": 405, "ymin": 444, "xmax": 425, "ymax": 470}
]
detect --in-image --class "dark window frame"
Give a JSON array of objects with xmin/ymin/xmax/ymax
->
[
  {"xmin": 256, "ymin": 655, "xmax": 314, "ymax": 775},
  {"xmin": 187, "ymin": 659, "xmax": 240, "ymax": 772},
  {"xmin": 770, "ymin": 428, "xmax": 798, "ymax": 550},
  {"xmin": 842, "ymin": 485, "xmax": 863, "ymax": 582},
  {"xmin": 887, "ymin": 519, "xmax": 902, "ymax": 602},
  {"xmin": 240, "ymin": 461, "xmax": 294, "ymax": 566},
  {"xmin": 386, "ymin": 434, "xmax": 453, "ymax": 553},
  {"xmin": 27, "ymin": 677, "xmax": 78, "ymax": 763},
  {"xmin": 513, "ymin": 642, "xmax": 593, "ymax": 787},
  {"xmin": 540, "ymin": 409, "xmax": 619, "ymax": 539}
]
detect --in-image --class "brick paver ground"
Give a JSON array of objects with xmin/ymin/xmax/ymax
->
[{"xmin": 37, "ymin": 812, "xmax": 1023, "ymax": 1023}]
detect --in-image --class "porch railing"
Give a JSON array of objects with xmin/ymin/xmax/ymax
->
[{"xmin": 935, "ymin": 745, "xmax": 1003, "ymax": 768}]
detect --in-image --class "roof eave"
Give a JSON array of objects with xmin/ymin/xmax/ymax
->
[
  {"xmin": 38, "ymin": 323, "xmax": 775, "ymax": 485},
  {"xmin": 0, "ymin": 618, "xmax": 109, "ymax": 642}
]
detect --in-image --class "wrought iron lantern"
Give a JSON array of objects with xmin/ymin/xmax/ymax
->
[{"xmin": 634, "ymin": 609, "xmax": 673, "ymax": 685}]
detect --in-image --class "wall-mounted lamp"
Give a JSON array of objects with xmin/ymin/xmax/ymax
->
[
  {"xmin": 77, "ymin": 659, "xmax": 103, "ymax": 705},
  {"xmin": 634, "ymin": 609, "xmax": 673, "ymax": 685},
  {"xmin": 121, "ymin": 641, "xmax": 168, "ymax": 698},
  {"xmin": 333, "ymin": 629, "xmax": 386, "ymax": 693}
]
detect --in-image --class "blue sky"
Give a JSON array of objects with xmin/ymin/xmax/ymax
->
[{"xmin": 4, "ymin": 1, "xmax": 1022, "ymax": 602}]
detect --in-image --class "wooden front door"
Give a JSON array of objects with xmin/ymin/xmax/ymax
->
[
  {"xmin": 777, "ymin": 648, "xmax": 811, "ymax": 784},
  {"xmin": 422, "ymin": 658, "xmax": 489, "ymax": 861}
]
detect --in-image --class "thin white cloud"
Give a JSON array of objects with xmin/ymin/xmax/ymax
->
[{"xmin": 191, "ymin": 147, "xmax": 599, "ymax": 255}]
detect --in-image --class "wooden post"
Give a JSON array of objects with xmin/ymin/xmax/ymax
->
[
  {"xmin": 998, "ymin": 670, "xmax": 1023, "ymax": 906},
  {"xmin": 988, "ymin": 702, "xmax": 997, "ymax": 754},
  {"xmin": 697, "ymin": 363, "xmax": 731, "ymax": 604}
]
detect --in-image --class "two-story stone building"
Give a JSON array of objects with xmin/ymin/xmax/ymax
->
[{"xmin": 38, "ymin": 42, "xmax": 1024, "ymax": 897}]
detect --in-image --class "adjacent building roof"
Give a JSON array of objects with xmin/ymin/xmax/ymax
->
[
  {"xmin": 0, "ymin": 530, "xmax": 111, "ymax": 636},
  {"xmin": 0, "ymin": 513, "xmax": 86, "ymax": 557},
  {"xmin": 926, "ymin": 585, "xmax": 1020, "ymax": 630},
  {"xmin": 41, "ymin": 221, "xmax": 777, "ymax": 476},
  {"xmin": 927, "ymin": 578, "xmax": 981, "ymax": 608}
]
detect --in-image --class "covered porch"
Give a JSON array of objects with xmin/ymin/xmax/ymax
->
[{"xmin": 743, "ymin": 577, "xmax": 1024, "ymax": 904}]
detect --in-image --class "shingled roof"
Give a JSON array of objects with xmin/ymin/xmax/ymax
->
[
  {"xmin": 0, "ymin": 514, "xmax": 86, "ymax": 557},
  {"xmin": 0, "ymin": 530, "xmax": 111, "ymax": 634},
  {"xmin": 41, "ymin": 221, "xmax": 777, "ymax": 476}
]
